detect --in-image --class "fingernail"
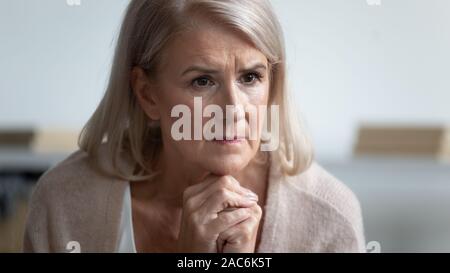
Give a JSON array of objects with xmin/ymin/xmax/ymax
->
[
  {"xmin": 245, "ymin": 193, "xmax": 258, "ymax": 202},
  {"xmin": 248, "ymin": 189, "xmax": 258, "ymax": 197}
]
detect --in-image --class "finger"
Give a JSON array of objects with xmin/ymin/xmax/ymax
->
[
  {"xmin": 187, "ymin": 175, "xmax": 255, "ymax": 202},
  {"xmin": 217, "ymin": 215, "xmax": 260, "ymax": 253},
  {"xmin": 217, "ymin": 204, "xmax": 262, "ymax": 252},
  {"xmin": 185, "ymin": 176, "xmax": 258, "ymax": 212},
  {"xmin": 209, "ymin": 207, "xmax": 252, "ymax": 236},
  {"xmin": 200, "ymin": 189, "xmax": 257, "ymax": 216},
  {"xmin": 182, "ymin": 174, "xmax": 219, "ymax": 203}
]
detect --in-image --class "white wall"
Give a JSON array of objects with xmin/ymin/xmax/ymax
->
[
  {"xmin": 272, "ymin": 0, "xmax": 450, "ymax": 160},
  {"xmin": 1, "ymin": 0, "xmax": 450, "ymax": 160},
  {"xmin": 0, "ymin": 0, "xmax": 129, "ymax": 127}
]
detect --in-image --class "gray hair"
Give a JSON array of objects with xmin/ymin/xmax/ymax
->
[{"xmin": 79, "ymin": 0, "xmax": 314, "ymax": 180}]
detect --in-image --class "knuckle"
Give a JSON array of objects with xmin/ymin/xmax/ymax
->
[
  {"xmin": 235, "ymin": 232, "xmax": 251, "ymax": 244},
  {"xmin": 216, "ymin": 188, "xmax": 230, "ymax": 199},
  {"xmin": 182, "ymin": 188, "xmax": 192, "ymax": 203},
  {"xmin": 241, "ymin": 225, "xmax": 253, "ymax": 236},
  {"xmin": 226, "ymin": 176, "xmax": 238, "ymax": 186},
  {"xmin": 219, "ymin": 176, "xmax": 236, "ymax": 189},
  {"xmin": 187, "ymin": 211, "xmax": 200, "ymax": 225},
  {"xmin": 217, "ymin": 177, "xmax": 230, "ymax": 189},
  {"xmin": 195, "ymin": 225, "xmax": 207, "ymax": 237},
  {"xmin": 253, "ymin": 205, "xmax": 263, "ymax": 216},
  {"xmin": 184, "ymin": 198, "xmax": 196, "ymax": 212},
  {"xmin": 239, "ymin": 208, "xmax": 251, "ymax": 218},
  {"xmin": 220, "ymin": 212, "xmax": 233, "ymax": 223}
]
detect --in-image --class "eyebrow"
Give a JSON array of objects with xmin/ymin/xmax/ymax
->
[
  {"xmin": 181, "ymin": 66, "xmax": 220, "ymax": 76},
  {"xmin": 238, "ymin": 63, "xmax": 267, "ymax": 74},
  {"xmin": 181, "ymin": 63, "xmax": 267, "ymax": 76}
]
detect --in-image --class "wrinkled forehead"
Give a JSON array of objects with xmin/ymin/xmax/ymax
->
[{"xmin": 158, "ymin": 21, "xmax": 268, "ymax": 74}]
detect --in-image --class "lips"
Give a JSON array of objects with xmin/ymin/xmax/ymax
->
[
  {"xmin": 213, "ymin": 136, "xmax": 244, "ymax": 141},
  {"xmin": 212, "ymin": 135, "xmax": 245, "ymax": 144}
]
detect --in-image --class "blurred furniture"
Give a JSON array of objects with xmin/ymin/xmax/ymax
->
[
  {"xmin": 0, "ymin": 150, "xmax": 69, "ymax": 252},
  {"xmin": 322, "ymin": 157, "xmax": 450, "ymax": 252},
  {"xmin": 340, "ymin": 124, "xmax": 450, "ymax": 252},
  {"xmin": 0, "ymin": 129, "xmax": 34, "ymax": 149},
  {"xmin": 354, "ymin": 125, "xmax": 450, "ymax": 162},
  {"xmin": 0, "ymin": 128, "xmax": 77, "ymax": 252}
]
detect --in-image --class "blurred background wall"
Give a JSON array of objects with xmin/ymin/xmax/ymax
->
[
  {"xmin": 1, "ymin": 0, "xmax": 450, "ymax": 159},
  {"xmin": 0, "ymin": 0, "xmax": 449, "ymax": 252}
]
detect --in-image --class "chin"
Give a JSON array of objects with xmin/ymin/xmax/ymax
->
[{"xmin": 201, "ymin": 154, "xmax": 251, "ymax": 176}]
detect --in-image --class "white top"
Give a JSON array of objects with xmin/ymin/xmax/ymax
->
[{"xmin": 117, "ymin": 182, "xmax": 137, "ymax": 253}]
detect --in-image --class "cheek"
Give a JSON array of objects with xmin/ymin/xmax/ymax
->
[
  {"xmin": 153, "ymin": 86, "xmax": 196, "ymax": 146},
  {"xmin": 245, "ymin": 81, "xmax": 270, "ymax": 104},
  {"xmin": 157, "ymin": 88, "xmax": 191, "ymax": 115},
  {"xmin": 243, "ymin": 84, "xmax": 270, "ymax": 138}
]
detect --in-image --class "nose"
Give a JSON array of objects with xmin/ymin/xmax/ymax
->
[
  {"xmin": 219, "ymin": 81, "xmax": 245, "ymax": 122},
  {"xmin": 217, "ymin": 81, "xmax": 246, "ymax": 139}
]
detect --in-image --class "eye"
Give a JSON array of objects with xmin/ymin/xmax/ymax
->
[
  {"xmin": 192, "ymin": 76, "xmax": 215, "ymax": 89},
  {"xmin": 240, "ymin": 72, "xmax": 263, "ymax": 85}
]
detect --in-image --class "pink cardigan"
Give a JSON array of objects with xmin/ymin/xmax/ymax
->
[{"xmin": 23, "ymin": 146, "xmax": 366, "ymax": 252}]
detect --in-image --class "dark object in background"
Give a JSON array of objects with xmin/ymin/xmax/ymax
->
[
  {"xmin": 0, "ymin": 129, "xmax": 35, "ymax": 149},
  {"xmin": 0, "ymin": 127, "xmax": 64, "ymax": 252},
  {"xmin": 0, "ymin": 174, "xmax": 37, "ymax": 220}
]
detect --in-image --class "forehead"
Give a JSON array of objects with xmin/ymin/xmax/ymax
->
[{"xmin": 161, "ymin": 23, "xmax": 267, "ymax": 70}]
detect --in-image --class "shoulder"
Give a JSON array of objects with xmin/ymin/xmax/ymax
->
[
  {"xmin": 30, "ymin": 143, "xmax": 135, "ymax": 203},
  {"xmin": 31, "ymin": 148, "xmax": 115, "ymax": 199},
  {"xmin": 288, "ymin": 162, "xmax": 362, "ymax": 226},
  {"xmin": 27, "ymin": 148, "xmax": 116, "ymax": 215},
  {"xmin": 24, "ymin": 147, "xmax": 128, "ymax": 252},
  {"xmin": 271, "ymin": 161, "xmax": 366, "ymax": 252}
]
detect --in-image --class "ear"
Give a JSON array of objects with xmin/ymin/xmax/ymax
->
[{"xmin": 131, "ymin": 67, "xmax": 161, "ymax": 121}]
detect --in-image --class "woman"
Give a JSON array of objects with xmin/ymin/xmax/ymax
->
[{"xmin": 24, "ymin": 0, "xmax": 365, "ymax": 253}]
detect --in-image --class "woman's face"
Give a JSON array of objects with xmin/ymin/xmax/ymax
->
[{"xmin": 139, "ymin": 21, "xmax": 270, "ymax": 176}]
